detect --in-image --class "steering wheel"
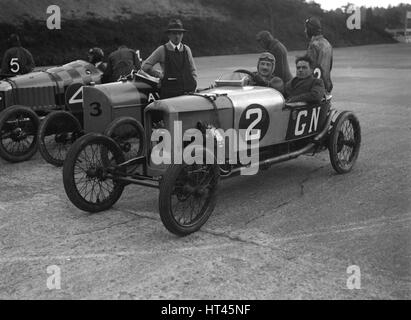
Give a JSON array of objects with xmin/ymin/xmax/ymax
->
[{"xmin": 233, "ymin": 69, "xmax": 257, "ymax": 85}]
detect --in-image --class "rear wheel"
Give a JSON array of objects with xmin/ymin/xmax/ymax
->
[
  {"xmin": 328, "ymin": 111, "xmax": 361, "ymax": 174},
  {"xmin": 159, "ymin": 162, "xmax": 220, "ymax": 236},
  {"xmin": 0, "ymin": 105, "xmax": 40, "ymax": 163},
  {"xmin": 38, "ymin": 111, "xmax": 82, "ymax": 167},
  {"xmin": 63, "ymin": 133, "xmax": 125, "ymax": 213},
  {"xmin": 104, "ymin": 117, "xmax": 145, "ymax": 173}
]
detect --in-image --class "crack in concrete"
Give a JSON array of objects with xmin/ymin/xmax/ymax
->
[
  {"xmin": 245, "ymin": 201, "xmax": 291, "ymax": 225},
  {"xmin": 299, "ymin": 165, "xmax": 329, "ymax": 196},
  {"xmin": 72, "ymin": 217, "xmax": 140, "ymax": 236}
]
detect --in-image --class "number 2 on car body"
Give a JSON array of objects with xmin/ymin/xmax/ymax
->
[{"xmin": 245, "ymin": 108, "xmax": 262, "ymax": 141}]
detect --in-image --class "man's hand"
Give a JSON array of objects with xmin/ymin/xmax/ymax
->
[{"xmin": 253, "ymin": 74, "xmax": 268, "ymax": 86}]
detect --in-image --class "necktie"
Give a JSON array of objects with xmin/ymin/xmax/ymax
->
[{"xmin": 175, "ymin": 46, "xmax": 179, "ymax": 53}]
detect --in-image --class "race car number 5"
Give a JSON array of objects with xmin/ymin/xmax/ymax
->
[
  {"xmin": 10, "ymin": 58, "xmax": 20, "ymax": 73},
  {"xmin": 90, "ymin": 102, "xmax": 102, "ymax": 117}
]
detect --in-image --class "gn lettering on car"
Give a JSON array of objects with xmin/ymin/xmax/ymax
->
[{"xmin": 286, "ymin": 106, "xmax": 322, "ymax": 140}]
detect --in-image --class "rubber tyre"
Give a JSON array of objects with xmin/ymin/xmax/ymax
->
[
  {"xmin": 38, "ymin": 111, "xmax": 82, "ymax": 167},
  {"xmin": 63, "ymin": 133, "xmax": 126, "ymax": 213},
  {"xmin": 0, "ymin": 105, "xmax": 40, "ymax": 163},
  {"xmin": 159, "ymin": 162, "xmax": 220, "ymax": 236},
  {"xmin": 104, "ymin": 116, "xmax": 145, "ymax": 159},
  {"xmin": 329, "ymin": 111, "xmax": 361, "ymax": 174}
]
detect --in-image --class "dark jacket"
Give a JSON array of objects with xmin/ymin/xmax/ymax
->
[
  {"xmin": 307, "ymin": 35, "xmax": 333, "ymax": 93},
  {"xmin": 285, "ymin": 75, "xmax": 325, "ymax": 103},
  {"xmin": 250, "ymin": 72, "xmax": 284, "ymax": 94},
  {"xmin": 266, "ymin": 39, "xmax": 293, "ymax": 83},
  {"xmin": 1, "ymin": 46, "xmax": 35, "ymax": 75},
  {"xmin": 104, "ymin": 46, "xmax": 141, "ymax": 83}
]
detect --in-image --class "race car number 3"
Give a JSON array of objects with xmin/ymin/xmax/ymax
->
[{"xmin": 90, "ymin": 102, "xmax": 102, "ymax": 117}]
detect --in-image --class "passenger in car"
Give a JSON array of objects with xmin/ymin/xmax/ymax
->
[
  {"xmin": 249, "ymin": 52, "xmax": 284, "ymax": 94},
  {"xmin": 285, "ymin": 55, "xmax": 325, "ymax": 103}
]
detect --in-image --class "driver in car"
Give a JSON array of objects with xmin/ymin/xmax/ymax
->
[{"xmin": 248, "ymin": 52, "xmax": 284, "ymax": 94}]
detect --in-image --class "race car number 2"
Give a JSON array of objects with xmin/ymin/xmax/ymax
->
[{"xmin": 239, "ymin": 104, "xmax": 269, "ymax": 141}]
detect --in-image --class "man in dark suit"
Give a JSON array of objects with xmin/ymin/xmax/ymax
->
[{"xmin": 285, "ymin": 55, "xmax": 325, "ymax": 103}]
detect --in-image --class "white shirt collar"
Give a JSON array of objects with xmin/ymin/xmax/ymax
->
[{"xmin": 168, "ymin": 41, "xmax": 182, "ymax": 51}]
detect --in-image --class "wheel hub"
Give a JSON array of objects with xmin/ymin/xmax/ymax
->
[
  {"xmin": 86, "ymin": 166, "xmax": 106, "ymax": 180},
  {"xmin": 55, "ymin": 132, "xmax": 70, "ymax": 144},
  {"xmin": 11, "ymin": 127, "xmax": 27, "ymax": 142}
]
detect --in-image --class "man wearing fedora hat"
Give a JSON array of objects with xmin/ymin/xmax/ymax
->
[{"xmin": 142, "ymin": 19, "xmax": 197, "ymax": 99}]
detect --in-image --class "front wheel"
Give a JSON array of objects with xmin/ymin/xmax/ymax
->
[
  {"xmin": 38, "ymin": 111, "xmax": 83, "ymax": 167},
  {"xmin": 159, "ymin": 163, "xmax": 220, "ymax": 236},
  {"xmin": 328, "ymin": 111, "xmax": 361, "ymax": 174},
  {"xmin": 63, "ymin": 133, "xmax": 126, "ymax": 213},
  {"xmin": 0, "ymin": 105, "xmax": 40, "ymax": 163}
]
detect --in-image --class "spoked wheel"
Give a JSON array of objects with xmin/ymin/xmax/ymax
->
[
  {"xmin": 63, "ymin": 133, "xmax": 126, "ymax": 213},
  {"xmin": 159, "ymin": 163, "xmax": 220, "ymax": 236},
  {"xmin": 38, "ymin": 111, "xmax": 83, "ymax": 167},
  {"xmin": 328, "ymin": 111, "xmax": 361, "ymax": 174},
  {"xmin": 104, "ymin": 117, "xmax": 145, "ymax": 173},
  {"xmin": 0, "ymin": 105, "xmax": 40, "ymax": 163}
]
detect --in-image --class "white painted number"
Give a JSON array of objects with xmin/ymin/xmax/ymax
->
[
  {"xmin": 245, "ymin": 108, "xmax": 262, "ymax": 141},
  {"xmin": 68, "ymin": 87, "xmax": 83, "ymax": 105},
  {"xmin": 10, "ymin": 58, "xmax": 20, "ymax": 73}
]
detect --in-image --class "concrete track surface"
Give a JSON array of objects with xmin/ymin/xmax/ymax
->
[{"xmin": 0, "ymin": 43, "xmax": 410, "ymax": 299}]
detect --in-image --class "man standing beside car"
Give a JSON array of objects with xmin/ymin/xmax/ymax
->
[
  {"xmin": 1, "ymin": 34, "xmax": 35, "ymax": 76},
  {"xmin": 256, "ymin": 30, "xmax": 292, "ymax": 84},
  {"xmin": 304, "ymin": 17, "xmax": 333, "ymax": 93},
  {"xmin": 142, "ymin": 19, "xmax": 197, "ymax": 99}
]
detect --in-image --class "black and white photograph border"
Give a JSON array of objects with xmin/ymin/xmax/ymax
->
[{"xmin": 0, "ymin": 0, "xmax": 410, "ymax": 301}]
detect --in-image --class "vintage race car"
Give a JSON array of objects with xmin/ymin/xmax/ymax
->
[
  {"xmin": 37, "ymin": 70, "xmax": 159, "ymax": 166},
  {"xmin": 0, "ymin": 60, "xmax": 103, "ymax": 162},
  {"xmin": 62, "ymin": 70, "xmax": 361, "ymax": 236}
]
